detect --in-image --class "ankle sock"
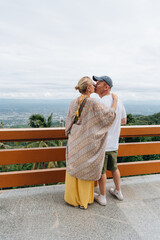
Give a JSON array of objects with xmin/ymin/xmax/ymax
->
[
  {"xmin": 100, "ymin": 195, "xmax": 106, "ymax": 200},
  {"xmin": 116, "ymin": 189, "xmax": 121, "ymax": 193}
]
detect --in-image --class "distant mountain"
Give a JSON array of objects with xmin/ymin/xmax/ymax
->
[
  {"xmin": 0, "ymin": 98, "xmax": 160, "ymax": 117},
  {"xmin": 0, "ymin": 99, "xmax": 71, "ymax": 114},
  {"xmin": 0, "ymin": 99, "xmax": 72, "ymax": 127},
  {"xmin": 123, "ymin": 100, "xmax": 160, "ymax": 115},
  {"xmin": 134, "ymin": 112, "xmax": 160, "ymax": 125}
]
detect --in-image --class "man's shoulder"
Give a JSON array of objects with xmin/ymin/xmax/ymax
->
[
  {"xmin": 101, "ymin": 95, "xmax": 112, "ymax": 99},
  {"xmin": 100, "ymin": 95, "xmax": 112, "ymax": 107},
  {"xmin": 101, "ymin": 95, "xmax": 112, "ymax": 101}
]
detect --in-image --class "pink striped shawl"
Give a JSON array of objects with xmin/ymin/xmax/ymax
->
[{"xmin": 65, "ymin": 97, "xmax": 116, "ymax": 181}]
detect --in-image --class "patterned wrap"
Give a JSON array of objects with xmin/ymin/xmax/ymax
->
[{"xmin": 65, "ymin": 97, "xmax": 116, "ymax": 181}]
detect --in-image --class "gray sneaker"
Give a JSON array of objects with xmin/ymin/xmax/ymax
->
[
  {"xmin": 94, "ymin": 193, "xmax": 107, "ymax": 206},
  {"xmin": 109, "ymin": 188, "xmax": 124, "ymax": 201}
]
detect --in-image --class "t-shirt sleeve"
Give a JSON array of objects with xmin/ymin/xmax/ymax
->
[{"xmin": 121, "ymin": 103, "xmax": 127, "ymax": 119}]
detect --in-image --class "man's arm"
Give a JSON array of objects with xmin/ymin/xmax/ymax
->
[{"xmin": 121, "ymin": 117, "xmax": 127, "ymax": 125}]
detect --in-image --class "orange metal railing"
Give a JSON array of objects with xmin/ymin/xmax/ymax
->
[{"xmin": 0, "ymin": 126, "xmax": 160, "ymax": 188}]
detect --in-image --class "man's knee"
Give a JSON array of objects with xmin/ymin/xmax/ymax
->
[
  {"xmin": 112, "ymin": 168, "xmax": 118, "ymax": 173},
  {"xmin": 112, "ymin": 168, "xmax": 120, "ymax": 176}
]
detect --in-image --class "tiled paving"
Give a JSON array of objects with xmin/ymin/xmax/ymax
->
[{"xmin": 0, "ymin": 174, "xmax": 160, "ymax": 240}]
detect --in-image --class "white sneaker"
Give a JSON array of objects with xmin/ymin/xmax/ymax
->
[
  {"xmin": 109, "ymin": 188, "xmax": 124, "ymax": 201},
  {"xmin": 94, "ymin": 192, "xmax": 99, "ymax": 197},
  {"xmin": 94, "ymin": 193, "xmax": 107, "ymax": 206}
]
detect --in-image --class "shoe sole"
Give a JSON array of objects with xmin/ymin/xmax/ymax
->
[{"xmin": 94, "ymin": 198, "xmax": 107, "ymax": 206}]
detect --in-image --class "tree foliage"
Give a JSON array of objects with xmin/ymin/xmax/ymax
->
[
  {"xmin": 127, "ymin": 112, "xmax": 160, "ymax": 125},
  {"xmin": 28, "ymin": 113, "xmax": 53, "ymax": 128},
  {"xmin": 118, "ymin": 112, "xmax": 160, "ymax": 163},
  {"xmin": 127, "ymin": 114, "xmax": 135, "ymax": 125}
]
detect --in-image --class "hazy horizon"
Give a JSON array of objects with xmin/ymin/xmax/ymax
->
[{"xmin": 0, "ymin": 98, "xmax": 160, "ymax": 116}]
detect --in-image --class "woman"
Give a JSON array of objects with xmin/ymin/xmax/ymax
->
[{"xmin": 64, "ymin": 76, "xmax": 117, "ymax": 209}]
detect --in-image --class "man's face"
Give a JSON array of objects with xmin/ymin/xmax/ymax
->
[{"xmin": 95, "ymin": 81, "xmax": 107, "ymax": 95}]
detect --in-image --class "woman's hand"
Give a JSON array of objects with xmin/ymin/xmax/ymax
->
[{"xmin": 111, "ymin": 93, "xmax": 118, "ymax": 110}]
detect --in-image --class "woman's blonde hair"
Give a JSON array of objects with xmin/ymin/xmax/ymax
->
[{"xmin": 75, "ymin": 76, "xmax": 91, "ymax": 93}]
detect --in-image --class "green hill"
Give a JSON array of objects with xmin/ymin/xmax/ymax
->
[{"xmin": 127, "ymin": 112, "xmax": 160, "ymax": 125}]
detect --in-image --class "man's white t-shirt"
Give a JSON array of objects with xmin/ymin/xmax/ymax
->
[{"xmin": 100, "ymin": 95, "xmax": 126, "ymax": 152}]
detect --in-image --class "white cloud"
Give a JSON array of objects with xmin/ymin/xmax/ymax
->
[{"xmin": 0, "ymin": 0, "xmax": 160, "ymax": 101}]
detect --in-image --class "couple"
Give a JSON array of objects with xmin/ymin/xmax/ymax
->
[{"xmin": 64, "ymin": 76, "xmax": 127, "ymax": 209}]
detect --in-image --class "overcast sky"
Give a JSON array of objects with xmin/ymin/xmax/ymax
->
[{"xmin": 0, "ymin": 0, "xmax": 160, "ymax": 102}]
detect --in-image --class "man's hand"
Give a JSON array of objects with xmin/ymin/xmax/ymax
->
[{"xmin": 121, "ymin": 118, "xmax": 127, "ymax": 125}]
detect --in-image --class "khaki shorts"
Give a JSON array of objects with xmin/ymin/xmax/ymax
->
[{"xmin": 102, "ymin": 151, "xmax": 118, "ymax": 174}]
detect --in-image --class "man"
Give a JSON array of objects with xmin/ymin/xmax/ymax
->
[{"xmin": 93, "ymin": 75, "xmax": 127, "ymax": 205}]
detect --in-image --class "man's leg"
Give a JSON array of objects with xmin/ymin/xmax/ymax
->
[
  {"xmin": 109, "ymin": 168, "xmax": 123, "ymax": 200},
  {"xmin": 108, "ymin": 151, "xmax": 124, "ymax": 201},
  {"xmin": 112, "ymin": 168, "xmax": 120, "ymax": 191}
]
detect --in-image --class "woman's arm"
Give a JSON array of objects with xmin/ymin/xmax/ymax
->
[{"xmin": 111, "ymin": 93, "xmax": 118, "ymax": 111}]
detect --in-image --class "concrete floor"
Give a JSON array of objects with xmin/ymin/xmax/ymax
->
[{"xmin": 0, "ymin": 174, "xmax": 160, "ymax": 240}]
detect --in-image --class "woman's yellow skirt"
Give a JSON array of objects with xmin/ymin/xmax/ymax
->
[{"xmin": 64, "ymin": 171, "xmax": 94, "ymax": 209}]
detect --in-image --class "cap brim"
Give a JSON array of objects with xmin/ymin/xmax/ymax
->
[{"xmin": 92, "ymin": 76, "xmax": 103, "ymax": 81}]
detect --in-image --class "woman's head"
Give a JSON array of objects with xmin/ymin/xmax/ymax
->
[{"xmin": 75, "ymin": 76, "xmax": 95, "ymax": 94}]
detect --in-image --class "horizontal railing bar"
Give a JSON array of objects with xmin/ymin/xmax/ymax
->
[
  {"xmin": 120, "ymin": 125, "xmax": 160, "ymax": 138},
  {"xmin": 0, "ymin": 161, "xmax": 160, "ymax": 188},
  {"xmin": 118, "ymin": 141, "xmax": 160, "ymax": 156},
  {"xmin": 0, "ymin": 128, "xmax": 67, "ymax": 142},
  {"xmin": 107, "ymin": 160, "xmax": 160, "ymax": 178},
  {"xmin": 0, "ymin": 168, "xmax": 66, "ymax": 188},
  {"xmin": 0, "ymin": 147, "xmax": 66, "ymax": 165},
  {"xmin": 0, "ymin": 125, "xmax": 160, "ymax": 142},
  {"xmin": 0, "ymin": 142, "xmax": 160, "ymax": 165}
]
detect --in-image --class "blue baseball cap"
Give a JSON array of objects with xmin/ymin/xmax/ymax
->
[{"xmin": 92, "ymin": 75, "xmax": 113, "ymax": 88}]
